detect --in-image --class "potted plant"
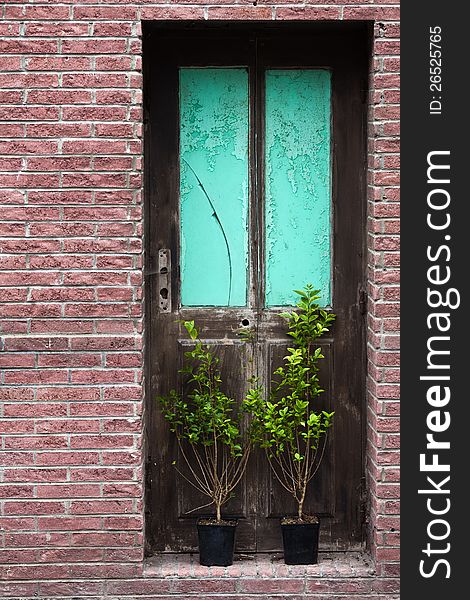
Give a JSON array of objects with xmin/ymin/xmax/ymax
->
[
  {"xmin": 245, "ymin": 285, "xmax": 336, "ymax": 564},
  {"xmin": 157, "ymin": 320, "xmax": 252, "ymax": 566}
]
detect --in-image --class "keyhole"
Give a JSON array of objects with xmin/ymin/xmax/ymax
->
[{"xmin": 160, "ymin": 288, "xmax": 168, "ymax": 300}]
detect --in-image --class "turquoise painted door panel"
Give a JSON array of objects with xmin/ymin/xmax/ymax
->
[
  {"xmin": 179, "ymin": 68, "xmax": 249, "ymax": 307},
  {"xmin": 265, "ymin": 69, "xmax": 332, "ymax": 307}
]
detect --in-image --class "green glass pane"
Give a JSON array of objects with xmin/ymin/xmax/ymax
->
[
  {"xmin": 265, "ymin": 69, "xmax": 332, "ymax": 307},
  {"xmin": 179, "ymin": 68, "xmax": 249, "ymax": 307}
]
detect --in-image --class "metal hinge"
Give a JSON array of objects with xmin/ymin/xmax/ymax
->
[{"xmin": 359, "ymin": 287, "xmax": 368, "ymax": 315}]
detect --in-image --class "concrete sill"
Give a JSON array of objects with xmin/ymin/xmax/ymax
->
[{"xmin": 144, "ymin": 552, "xmax": 376, "ymax": 579}]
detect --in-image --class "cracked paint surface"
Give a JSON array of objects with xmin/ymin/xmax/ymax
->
[
  {"xmin": 179, "ymin": 68, "xmax": 249, "ymax": 307},
  {"xmin": 265, "ymin": 69, "xmax": 332, "ymax": 307}
]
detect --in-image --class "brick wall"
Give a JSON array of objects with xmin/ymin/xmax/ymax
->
[{"xmin": 0, "ymin": 1, "xmax": 399, "ymax": 598}]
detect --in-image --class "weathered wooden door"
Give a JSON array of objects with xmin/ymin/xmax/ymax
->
[{"xmin": 144, "ymin": 26, "xmax": 368, "ymax": 553}]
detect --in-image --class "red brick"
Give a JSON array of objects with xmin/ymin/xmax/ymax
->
[
  {"xmin": 70, "ymin": 499, "xmax": 134, "ymax": 515},
  {"xmin": 0, "ymin": 321, "xmax": 28, "ymax": 334},
  {"xmin": 0, "ymin": 288, "xmax": 27, "ymax": 302},
  {"xmin": 0, "ymin": 484, "xmax": 35, "ymax": 499},
  {"xmin": 0, "ymin": 255, "xmax": 26, "ymax": 270},
  {"xmin": 0, "ymin": 140, "xmax": 58, "ymax": 155},
  {"xmin": 70, "ymin": 433, "xmax": 135, "ymax": 449},
  {"xmin": 0, "ymin": 419, "xmax": 35, "ymax": 434},
  {"xmin": 70, "ymin": 531, "xmax": 136, "ymax": 547},
  {"xmin": 275, "ymin": 7, "xmax": 341, "ymax": 20},
  {"xmin": 5, "ymin": 5, "xmax": 71, "ymax": 20},
  {"xmin": 26, "ymin": 55, "xmax": 92, "ymax": 71},
  {"xmin": 0, "ymin": 516, "xmax": 36, "ymax": 531},
  {"xmin": 29, "ymin": 222, "xmax": 94, "ymax": 237},
  {"xmin": 0, "ymin": 353, "xmax": 35, "ymax": 368},
  {"xmin": 208, "ymin": 6, "xmax": 272, "ymax": 19},
  {"xmin": 4, "ymin": 500, "xmax": 65, "ymax": 515},
  {"xmin": 62, "ymin": 72, "xmax": 128, "ymax": 88},
  {"xmin": 0, "ymin": 38, "xmax": 58, "ymax": 53},
  {"xmin": 26, "ymin": 155, "xmax": 91, "ymax": 171},
  {"xmin": 38, "ymin": 516, "xmax": 102, "ymax": 531},
  {"xmin": 27, "ymin": 89, "xmax": 93, "ymax": 104},
  {"xmin": 62, "ymin": 105, "xmax": 128, "ymax": 121},
  {"xmin": 95, "ymin": 190, "xmax": 135, "ymax": 205},
  {"xmin": 141, "ymin": 6, "xmax": 205, "ymax": 20},
  {"xmin": 63, "ymin": 271, "xmax": 128, "ymax": 286},
  {"xmin": 116, "ymin": 578, "xmax": 174, "ymax": 595},
  {"xmin": 4, "ymin": 531, "xmax": 69, "ymax": 548},
  {"xmin": 27, "ymin": 190, "xmax": 93, "ymax": 205},
  {"xmin": 73, "ymin": 5, "xmax": 138, "ymax": 20},
  {"xmin": 0, "ymin": 22, "xmax": 21, "ymax": 36},
  {"xmin": 36, "ymin": 451, "xmax": 100, "ymax": 467},
  {"xmin": 105, "ymin": 353, "xmax": 141, "ymax": 368},
  {"xmin": 102, "ymin": 451, "xmax": 140, "ymax": 466},
  {"xmin": 62, "ymin": 139, "xmax": 127, "ymax": 155},
  {"xmin": 38, "ymin": 547, "xmax": 104, "ymax": 563},
  {"xmin": 0, "ymin": 387, "xmax": 35, "ymax": 402},
  {"xmin": 61, "ymin": 38, "xmax": 127, "ymax": 54},
  {"xmin": 383, "ymin": 57, "xmax": 400, "ymax": 72},
  {"xmin": 70, "ymin": 402, "xmax": 134, "ymax": 417},
  {"xmin": 103, "ymin": 386, "xmax": 141, "ymax": 401},
  {"xmin": 103, "ymin": 516, "xmax": 143, "ymax": 530},
  {"xmin": 70, "ymin": 467, "xmax": 134, "ymax": 482},
  {"xmin": 38, "ymin": 580, "xmax": 105, "ymax": 597},
  {"xmin": 95, "ymin": 89, "xmax": 135, "ymax": 104},
  {"xmin": 239, "ymin": 579, "xmax": 303, "ymax": 593},
  {"xmin": 0, "ymin": 451, "xmax": 35, "ymax": 467},
  {"xmin": 35, "ymin": 419, "xmax": 101, "ymax": 434},
  {"xmin": 344, "ymin": 7, "xmax": 400, "ymax": 20},
  {"xmin": 0, "ymin": 106, "xmax": 60, "ymax": 121},
  {"xmin": 70, "ymin": 336, "xmax": 137, "ymax": 350},
  {"xmin": 95, "ymin": 55, "xmax": 134, "ymax": 71},
  {"xmin": 4, "ymin": 403, "xmax": 68, "ymax": 418},
  {"xmin": 1, "ymin": 172, "xmax": 61, "ymax": 188},
  {"xmin": 0, "ymin": 54, "xmax": 22, "ymax": 70},
  {"xmin": 24, "ymin": 22, "xmax": 89, "ymax": 37},
  {"xmin": 0, "ymin": 223, "xmax": 26, "ymax": 238},
  {"xmin": 65, "ymin": 304, "xmax": 131, "ymax": 319},
  {"xmin": 93, "ymin": 22, "xmax": 133, "ymax": 36},
  {"xmin": 0, "ymin": 72, "xmax": 59, "ymax": 89},
  {"xmin": 0, "ymin": 304, "xmax": 61, "ymax": 318},
  {"xmin": 94, "ymin": 155, "xmax": 134, "ymax": 171},
  {"xmin": 67, "ymin": 562, "xmax": 140, "ymax": 578},
  {"xmin": 3, "ymin": 336, "xmax": 69, "ymax": 351},
  {"xmin": 0, "ymin": 123, "xmax": 25, "ymax": 137},
  {"xmin": 4, "ymin": 435, "xmax": 68, "ymax": 450},
  {"xmin": 36, "ymin": 387, "xmax": 100, "ymax": 402},
  {"xmin": 375, "ymin": 40, "xmax": 400, "ymax": 55},
  {"xmin": 0, "ymin": 583, "xmax": 38, "ymax": 597},
  {"xmin": 37, "ymin": 353, "xmax": 101, "ymax": 368},
  {"xmin": 4, "ymin": 564, "xmax": 72, "ymax": 580}
]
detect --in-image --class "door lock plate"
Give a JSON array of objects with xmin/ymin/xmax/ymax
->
[{"xmin": 158, "ymin": 249, "xmax": 171, "ymax": 313}]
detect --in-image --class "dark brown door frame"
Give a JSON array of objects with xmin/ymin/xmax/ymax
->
[{"xmin": 143, "ymin": 22, "xmax": 371, "ymax": 555}]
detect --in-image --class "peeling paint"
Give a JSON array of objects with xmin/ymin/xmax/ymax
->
[
  {"xmin": 179, "ymin": 68, "xmax": 249, "ymax": 307},
  {"xmin": 265, "ymin": 70, "xmax": 332, "ymax": 307}
]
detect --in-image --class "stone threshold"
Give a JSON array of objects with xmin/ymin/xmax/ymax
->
[{"xmin": 144, "ymin": 552, "xmax": 376, "ymax": 579}]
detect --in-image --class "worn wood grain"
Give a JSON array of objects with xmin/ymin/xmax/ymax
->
[{"xmin": 144, "ymin": 23, "xmax": 369, "ymax": 554}]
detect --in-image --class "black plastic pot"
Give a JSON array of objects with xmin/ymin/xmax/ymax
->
[
  {"xmin": 196, "ymin": 520, "xmax": 237, "ymax": 566},
  {"xmin": 281, "ymin": 519, "xmax": 320, "ymax": 565}
]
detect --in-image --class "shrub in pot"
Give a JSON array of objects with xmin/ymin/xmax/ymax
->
[
  {"xmin": 157, "ymin": 320, "xmax": 252, "ymax": 566},
  {"xmin": 246, "ymin": 285, "xmax": 336, "ymax": 564}
]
